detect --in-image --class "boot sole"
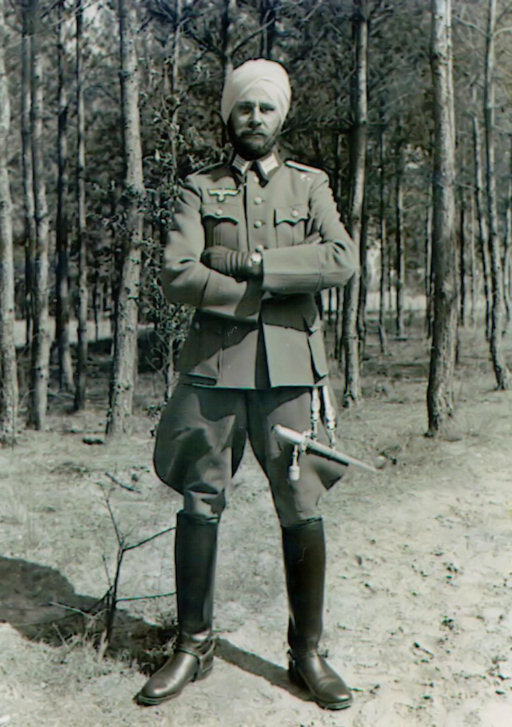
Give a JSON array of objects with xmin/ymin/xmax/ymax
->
[{"xmin": 289, "ymin": 660, "xmax": 353, "ymax": 711}]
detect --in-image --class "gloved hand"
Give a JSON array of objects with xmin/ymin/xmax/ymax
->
[{"xmin": 201, "ymin": 246, "xmax": 262, "ymax": 279}]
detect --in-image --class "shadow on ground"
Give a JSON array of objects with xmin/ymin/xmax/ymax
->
[
  {"xmin": 0, "ymin": 556, "xmax": 172, "ymax": 669},
  {"xmin": 0, "ymin": 557, "xmax": 305, "ymax": 699}
]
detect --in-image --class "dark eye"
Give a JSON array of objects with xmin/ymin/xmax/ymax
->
[{"xmin": 260, "ymin": 104, "xmax": 276, "ymax": 113}]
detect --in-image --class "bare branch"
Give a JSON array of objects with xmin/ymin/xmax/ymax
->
[
  {"xmin": 104, "ymin": 470, "xmax": 141, "ymax": 493},
  {"xmin": 124, "ymin": 525, "xmax": 175, "ymax": 551}
]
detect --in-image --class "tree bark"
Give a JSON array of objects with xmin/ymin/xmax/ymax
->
[
  {"xmin": 21, "ymin": 2, "xmax": 35, "ymax": 347},
  {"xmin": 341, "ymin": 0, "xmax": 367, "ymax": 407},
  {"xmin": 356, "ymin": 190, "xmax": 369, "ymax": 356},
  {"xmin": 484, "ymin": 0, "xmax": 510, "ymax": 389},
  {"xmin": 395, "ymin": 140, "xmax": 405, "ymax": 338},
  {"xmin": 458, "ymin": 183, "xmax": 466, "ymax": 327},
  {"xmin": 27, "ymin": 0, "xmax": 51, "ymax": 430},
  {"xmin": 502, "ymin": 136, "xmax": 512, "ymax": 326},
  {"xmin": 160, "ymin": 0, "xmax": 182, "ymax": 399},
  {"xmin": 0, "ymin": 0, "xmax": 18, "ymax": 444},
  {"xmin": 74, "ymin": 0, "xmax": 88, "ymax": 410},
  {"xmin": 472, "ymin": 117, "xmax": 491, "ymax": 339},
  {"xmin": 424, "ymin": 201, "xmax": 434, "ymax": 336},
  {"xmin": 105, "ymin": 0, "xmax": 144, "ymax": 437},
  {"xmin": 468, "ymin": 189, "xmax": 477, "ymax": 326},
  {"xmin": 222, "ymin": 0, "xmax": 237, "ymax": 77},
  {"xmin": 427, "ymin": 0, "xmax": 459, "ymax": 435},
  {"xmin": 259, "ymin": 0, "xmax": 277, "ymax": 59},
  {"xmin": 56, "ymin": 0, "xmax": 74, "ymax": 391},
  {"xmin": 378, "ymin": 116, "xmax": 387, "ymax": 353}
]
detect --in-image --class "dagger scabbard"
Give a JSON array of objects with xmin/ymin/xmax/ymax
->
[{"xmin": 273, "ymin": 424, "xmax": 380, "ymax": 475}]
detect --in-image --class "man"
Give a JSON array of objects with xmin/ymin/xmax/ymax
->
[{"xmin": 137, "ymin": 59, "xmax": 359, "ymax": 711}]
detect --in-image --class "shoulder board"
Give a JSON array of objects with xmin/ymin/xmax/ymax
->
[{"xmin": 285, "ymin": 160, "xmax": 322, "ymax": 174}]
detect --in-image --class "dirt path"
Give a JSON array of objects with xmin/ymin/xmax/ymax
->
[{"xmin": 1, "ymin": 328, "xmax": 512, "ymax": 726}]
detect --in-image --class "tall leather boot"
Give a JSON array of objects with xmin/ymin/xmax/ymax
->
[
  {"xmin": 136, "ymin": 511, "xmax": 218, "ymax": 706},
  {"xmin": 282, "ymin": 518, "xmax": 352, "ymax": 711}
]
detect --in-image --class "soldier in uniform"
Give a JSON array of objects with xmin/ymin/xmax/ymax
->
[{"xmin": 137, "ymin": 59, "xmax": 359, "ymax": 710}]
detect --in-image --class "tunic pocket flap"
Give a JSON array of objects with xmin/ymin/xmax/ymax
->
[
  {"xmin": 274, "ymin": 204, "xmax": 308, "ymax": 225},
  {"xmin": 202, "ymin": 202, "xmax": 240, "ymax": 224}
]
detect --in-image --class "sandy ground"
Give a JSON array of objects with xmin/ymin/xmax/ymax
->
[{"xmin": 1, "ymin": 322, "xmax": 512, "ymax": 726}]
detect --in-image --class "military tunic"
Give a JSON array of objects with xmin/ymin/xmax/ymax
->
[{"xmin": 154, "ymin": 152, "xmax": 359, "ymax": 525}]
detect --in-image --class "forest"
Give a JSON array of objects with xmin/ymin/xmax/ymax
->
[
  {"xmin": 1, "ymin": 1, "xmax": 512, "ymax": 726},
  {"xmin": 0, "ymin": 0, "xmax": 511, "ymax": 440}
]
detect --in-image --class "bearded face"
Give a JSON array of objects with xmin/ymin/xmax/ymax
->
[{"xmin": 227, "ymin": 89, "xmax": 282, "ymax": 161}]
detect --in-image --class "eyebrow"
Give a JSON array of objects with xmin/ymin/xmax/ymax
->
[{"xmin": 237, "ymin": 101, "xmax": 276, "ymax": 110}]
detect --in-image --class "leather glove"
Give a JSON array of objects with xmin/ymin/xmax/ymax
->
[{"xmin": 201, "ymin": 245, "xmax": 262, "ymax": 279}]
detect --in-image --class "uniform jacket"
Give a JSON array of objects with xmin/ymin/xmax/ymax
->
[{"xmin": 161, "ymin": 152, "xmax": 358, "ymax": 388}]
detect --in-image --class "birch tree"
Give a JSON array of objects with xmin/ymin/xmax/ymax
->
[
  {"xmin": 427, "ymin": 0, "xmax": 458, "ymax": 435},
  {"xmin": 0, "ymin": 0, "xmax": 18, "ymax": 444},
  {"xmin": 105, "ymin": 0, "xmax": 144, "ymax": 436}
]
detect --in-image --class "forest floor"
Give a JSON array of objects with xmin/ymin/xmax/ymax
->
[{"xmin": 2, "ymin": 314, "xmax": 512, "ymax": 727}]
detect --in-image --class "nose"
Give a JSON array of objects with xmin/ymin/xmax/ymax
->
[{"xmin": 249, "ymin": 106, "xmax": 262, "ymax": 126}]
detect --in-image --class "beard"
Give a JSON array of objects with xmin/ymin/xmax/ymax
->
[{"xmin": 227, "ymin": 122, "xmax": 280, "ymax": 161}]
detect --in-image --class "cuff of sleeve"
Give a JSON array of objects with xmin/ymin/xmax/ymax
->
[
  {"xmin": 261, "ymin": 246, "xmax": 322, "ymax": 293},
  {"xmin": 200, "ymin": 271, "xmax": 261, "ymax": 321}
]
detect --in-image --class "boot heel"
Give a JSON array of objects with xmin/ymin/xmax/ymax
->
[
  {"xmin": 288, "ymin": 654, "xmax": 306, "ymax": 689},
  {"xmin": 196, "ymin": 657, "xmax": 214, "ymax": 681}
]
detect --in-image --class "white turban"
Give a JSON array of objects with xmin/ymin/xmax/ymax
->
[{"xmin": 220, "ymin": 59, "xmax": 292, "ymax": 125}]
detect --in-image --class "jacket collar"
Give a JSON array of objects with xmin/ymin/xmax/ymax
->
[{"xmin": 231, "ymin": 150, "xmax": 281, "ymax": 184}]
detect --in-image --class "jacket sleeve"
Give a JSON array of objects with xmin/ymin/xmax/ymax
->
[
  {"xmin": 261, "ymin": 171, "xmax": 359, "ymax": 295},
  {"xmin": 161, "ymin": 179, "xmax": 261, "ymax": 321}
]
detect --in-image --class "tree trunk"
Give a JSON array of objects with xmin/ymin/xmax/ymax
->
[
  {"xmin": 502, "ymin": 136, "xmax": 512, "ymax": 326},
  {"xmin": 27, "ymin": 0, "xmax": 51, "ymax": 430},
  {"xmin": 341, "ymin": 0, "xmax": 367, "ymax": 407},
  {"xmin": 74, "ymin": 0, "xmax": 88, "ymax": 411},
  {"xmin": 427, "ymin": 0, "xmax": 459, "ymax": 435},
  {"xmin": 160, "ymin": 0, "xmax": 182, "ymax": 396},
  {"xmin": 484, "ymin": 0, "xmax": 510, "ymax": 389},
  {"xmin": 378, "ymin": 117, "xmax": 387, "ymax": 353},
  {"xmin": 21, "ymin": 3, "xmax": 35, "ymax": 348},
  {"xmin": 105, "ymin": 0, "xmax": 144, "ymax": 437},
  {"xmin": 222, "ymin": 0, "xmax": 238, "ymax": 77},
  {"xmin": 425, "ymin": 201, "xmax": 434, "ymax": 336},
  {"xmin": 356, "ymin": 189, "xmax": 369, "ymax": 356},
  {"xmin": 259, "ymin": 0, "xmax": 277, "ymax": 59},
  {"xmin": 56, "ymin": 0, "xmax": 73, "ymax": 391},
  {"xmin": 395, "ymin": 141, "xmax": 405, "ymax": 338},
  {"xmin": 472, "ymin": 117, "xmax": 491, "ymax": 339},
  {"xmin": 469, "ymin": 190, "xmax": 477, "ymax": 326},
  {"xmin": 458, "ymin": 183, "xmax": 466, "ymax": 326},
  {"xmin": 0, "ymin": 0, "xmax": 18, "ymax": 444}
]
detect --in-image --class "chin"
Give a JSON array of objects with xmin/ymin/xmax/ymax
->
[
  {"xmin": 235, "ymin": 140, "xmax": 273, "ymax": 160},
  {"xmin": 228, "ymin": 125, "xmax": 277, "ymax": 161}
]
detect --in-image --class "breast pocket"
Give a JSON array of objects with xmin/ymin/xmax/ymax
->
[
  {"xmin": 274, "ymin": 204, "xmax": 309, "ymax": 247},
  {"xmin": 202, "ymin": 202, "xmax": 241, "ymax": 248}
]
